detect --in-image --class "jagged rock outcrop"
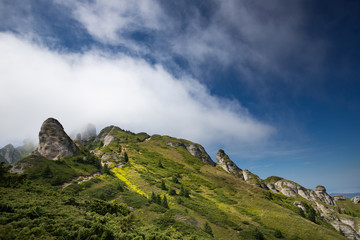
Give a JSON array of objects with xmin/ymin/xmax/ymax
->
[
  {"xmin": 333, "ymin": 195, "xmax": 347, "ymax": 201},
  {"xmin": 0, "ymin": 144, "xmax": 21, "ymax": 165},
  {"xmin": 36, "ymin": 118, "xmax": 79, "ymax": 160},
  {"xmin": 315, "ymin": 185, "xmax": 336, "ymax": 205},
  {"xmin": 216, "ymin": 149, "xmax": 243, "ymax": 178},
  {"xmin": 352, "ymin": 196, "xmax": 360, "ymax": 204},
  {"xmin": 167, "ymin": 141, "xmax": 215, "ymax": 166},
  {"xmin": 331, "ymin": 220, "xmax": 360, "ymax": 240},
  {"xmin": 185, "ymin": 143, "xmax": 216, "ymax": 166},
  {"xmin": 242, "ymin": 169, "xmax": 268, "ymax": 189}
]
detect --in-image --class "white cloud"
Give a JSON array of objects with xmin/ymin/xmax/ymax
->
[
  {"xmin": 0, "ymin": 33, "xmax": 274, "ymax": 148},
  {"xmin": 59, "ymin": 0, "xmax": 326, "ymax": 80},
  {"xmin": 58, "ymin": 0, "xmax": 163, "ymax": 46}
]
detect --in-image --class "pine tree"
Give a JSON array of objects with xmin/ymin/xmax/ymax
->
[
  {"xmin": 156, "ymin": 194, "xmax": 162, "ymax": 205},
  {"xmin": 180, "ymin": 185, "xmax": 190, "ymax": 198},
  {"xmin": 123, "ymin": 152, "xmax": 128, "ymax": 163},
  {"xmin": 161, "ymin": 180, "xmax": 167, "ymax": 190},
  {"xmin": 161, "ymin": 195, "xmax": 169, "ymax": 208},
  {"xmin": 42, "ymin": 165, "xmax": 53, "ymax": 178},
  {"xmin": 172, "ymin": 176, "xmax": 179, "ymax": 183},
  {"xmin": 204, "ymin": 222, "xmax": 213, "ymax": 236},
  {"xmin": 151, "ymin": 192, "xmax": 156, "ymax": 203},
  {"xmin": 103, "ymin": 164, "xmax": 111, "ymax": 175}
]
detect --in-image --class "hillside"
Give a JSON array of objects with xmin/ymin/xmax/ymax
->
[{"xmin": 1, "ymin": 118, "xmax": 359, "ymax": 239}]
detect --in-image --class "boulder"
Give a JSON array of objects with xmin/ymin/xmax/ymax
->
[{"xmin": 37, "ymin": 118, "xmax": 79, "ymax": 160}]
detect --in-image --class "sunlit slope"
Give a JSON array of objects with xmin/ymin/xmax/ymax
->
[{"xmin": 94, "ymin": 130, "xmax": 346, "ymax": 240}]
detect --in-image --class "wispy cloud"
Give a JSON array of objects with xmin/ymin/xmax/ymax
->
[
  {"xmin": 0, "ymin": 33, "xmax": 274, "ymax": 148},
  {"xmin": 57, "ymin": 0, "xmax": 327, "ymax": 82}
]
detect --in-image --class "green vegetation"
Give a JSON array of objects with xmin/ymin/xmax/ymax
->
[{"xmin": 0, "ymin": 128, "xmax": 353, "ymax": 240}]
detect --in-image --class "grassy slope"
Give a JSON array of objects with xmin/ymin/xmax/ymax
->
[
  {"xmin": 0, "ymin": 128, "xmax": 353, "ymax": 239},
  {"xmin": 102, "ymin": 132, "xmax": 345, "ymax": 239}
]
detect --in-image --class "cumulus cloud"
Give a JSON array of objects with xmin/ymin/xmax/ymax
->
[{"xmin": 0, "ymin": 33, "xmax": 274, "ymax": 148}]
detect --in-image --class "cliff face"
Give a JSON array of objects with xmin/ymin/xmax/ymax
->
[{"xmin": 37, "ymin": 118, "xmax": 79, "ymax": 160}]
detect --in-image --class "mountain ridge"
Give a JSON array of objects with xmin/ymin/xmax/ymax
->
[{"xmin": 2, "ymin": 118, "xmax": 359, "ymax": 239}]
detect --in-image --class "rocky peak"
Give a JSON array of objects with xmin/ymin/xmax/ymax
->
[
  {"xmin": 315, "ymin": 185, "xmax": 336, "ymax": 205},
  {"xmin": 167, "ymin": 141, "xmax": 215, "ymax": 166},
  {"xmin": 0, "ymin": 144, "xmax": 21, "ymax": 165},
  {"xmin": 37, "ymin": 118, "xmax": 79, "ymax": 160},
  {"xmin": 216, "ymin": 149, "xmax": 243, "ymax": 178}
]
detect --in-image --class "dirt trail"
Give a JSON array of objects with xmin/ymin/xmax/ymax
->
[{"xmin": 61, "ymin": 172, "xmax": 101, "ymax": 188}]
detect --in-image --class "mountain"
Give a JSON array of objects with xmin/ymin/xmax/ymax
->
[
  {"xmin": 1, "ymin": 118, "xmax": 359, "ymax": 240},
  {"xmin": 0, "ymin": 144, "xmax": 21, "ymax": 165}
]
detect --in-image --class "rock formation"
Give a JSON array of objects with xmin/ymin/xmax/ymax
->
[
  {"xmin": 352, "ymin": 196, "xmax": 360, "ymax": 204},
  {"xmin": 96, "ymin": 126, "xmax": 119, "ymax": 146},
  {"xmin": 315, "ymin": 185, "xmax": 336, "ymax": 205},
  {"xmin": 216, "ymin": 149, "xmax": 243, "ymax": 178},
  {"xmin": 36, "ymin": 118, "xmax": 79, "ymax": 160},
  {"xmin": 0, "ymin": 144, "xmax": 21, "ymax": 165},
  {"xmin": 167, "ymin": 141, "xmax": 215, "ymax": 166}
]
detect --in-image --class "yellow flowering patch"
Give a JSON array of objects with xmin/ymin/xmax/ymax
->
[{"xmin": 112, "ymin": 168, "xmax": 148, "ymax": 198}]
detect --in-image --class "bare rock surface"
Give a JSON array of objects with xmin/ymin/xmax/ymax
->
[
  {"xmin": 216, "ymin": 149, "xmax": 243, "ymax": 178},
  {"xmin": 331, "ymin": 220, "xmax": 360, "ymax": 240},
  {"xmin": 351, "ymin": 196, "xmax": 360, "ymax": 204},
  {"xmin": 37, "ymin": 118, "xmax": 79, "ymax": 160},
  {"xmin": 167, "ymin": 141, "xmax": 215, "ymax": 166},
  {"xmin": 315, "ymin": 185, "xmax": 336, "ymax": 205}
]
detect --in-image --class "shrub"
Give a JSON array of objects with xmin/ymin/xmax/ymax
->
[
  {"xmin": 204, "ymin": 222, "xmax": 213, "ymax": 237},
  {"xmin": 85, "ymin": 199, "xmax": 130, "ymax": 216},
  {"xmin": 274, "ymin": 229, "xmax": 283, "ymax": 238},
  {"xmin": 161, "ymin": 195, "xmax": 169, "ymax": 209},
  {"xmin": 168, "ymin": 189, "xmax": 176, "ymax": 196},
  {"xmin": 161, "ymin": 180, "xmax": 167, "ymax": 190}
]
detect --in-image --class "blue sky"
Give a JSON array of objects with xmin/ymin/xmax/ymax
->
[{"xmin": 0, "ymin": 0, "xmax": 359, "ymax": 193}]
